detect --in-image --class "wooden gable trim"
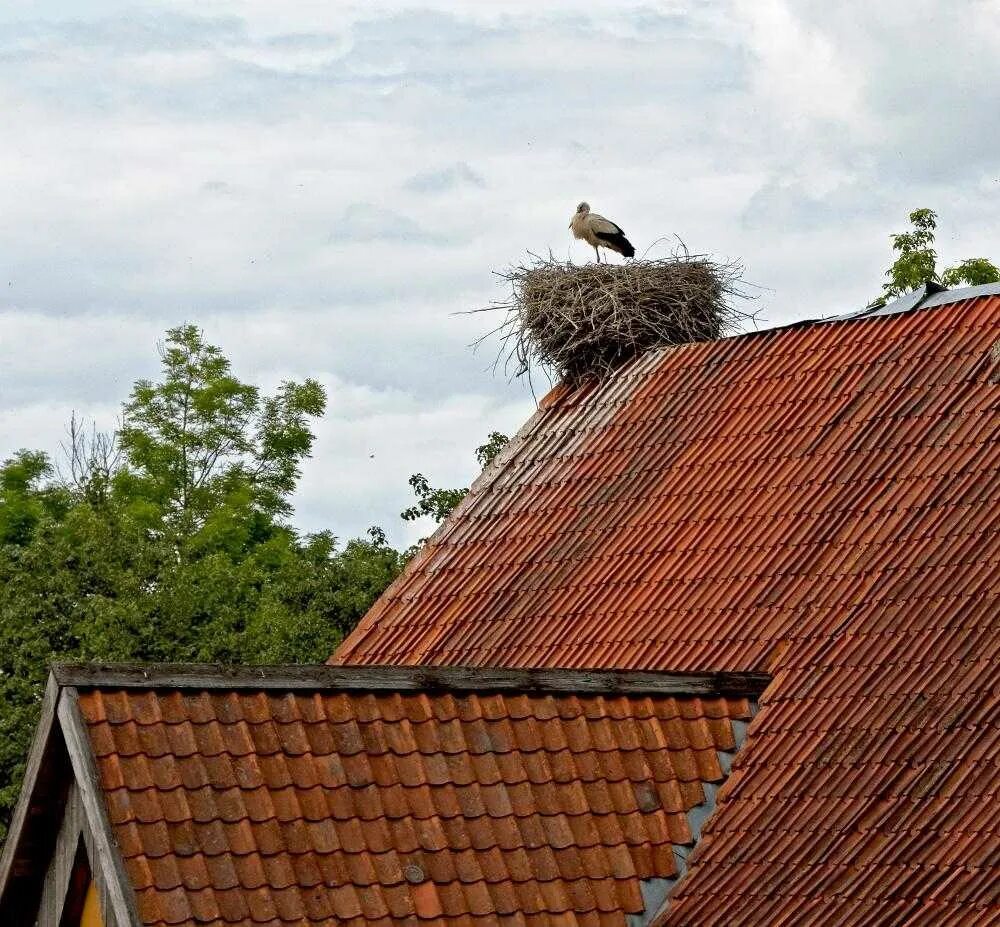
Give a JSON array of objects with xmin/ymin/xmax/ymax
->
[
  {"xmin": 51, "ymin": 663, "xmax": 771, "ymax": 697},
  {"xmin": 0, "ymin": 674, "xmax": 59, "ymax": 891},
  {"xmin": 0, "ymin": 674, "xmax": 69, "ymax": 923},
  {"xmin": 57, "ymin": 838, "xmax": 92, "ymax": 927},
  {"xmin": 36, "ymin": 782, "xmax": 87, "ymax": 927},
  {"xmin": 36, "ymin": 779, "xmax": 124, "ymax": 927},
  {"xmin": 58, "ymin": 687, "xmax": 140, "ymax": 927}
]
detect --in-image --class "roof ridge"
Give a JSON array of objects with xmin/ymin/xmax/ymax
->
[
  {"xmin": 50, "ymin": 663, "xmax": 770, "ymax": 696},
  {"xmin": 673, "ymin": 279, "xmax": 999, "ymax": 350}
]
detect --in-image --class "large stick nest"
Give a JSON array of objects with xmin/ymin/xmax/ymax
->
[{"xmin": 480, "ymin": 250, "xmax": 756, "ymax": 387}]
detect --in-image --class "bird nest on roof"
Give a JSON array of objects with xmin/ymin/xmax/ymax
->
[{"xmin": 480, "ymin": 250, "xmax": 755, "ymax": 387}]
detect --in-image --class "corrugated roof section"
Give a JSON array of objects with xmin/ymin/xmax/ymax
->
[
  {"xmin": 334, "ymin": 295, "xmax": 1000, "ymax": 924},
  {"xmin": 77, "ymin": 686, "xmax": 753, "ymax": 926}
]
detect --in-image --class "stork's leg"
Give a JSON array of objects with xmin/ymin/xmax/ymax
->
[{"xmin": 594, "ymin": 246, "xmax": 601, "ymax": 263}]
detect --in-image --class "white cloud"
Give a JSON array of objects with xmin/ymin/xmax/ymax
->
[
  {"xmin": 292, "ymin": 380, "xmax": 531, "ymax": 546},
  {"xmin": 404, "ymin": 162, "xmax": 486, "ymax": 194},
  {"xmin": 732, "ymin": 0, "xmax": 868, "ymax": 132},
  {"xmin": 329, "ymin": 202, "xmax": 450, "ymax": 243},
  {"xmin": 2, "ymin": 0, "xmax": 1000, "ymax": 541}
]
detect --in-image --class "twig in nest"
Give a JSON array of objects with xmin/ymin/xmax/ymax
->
[{"xmin": 475, "ymin": 248, "xmax": 758, "ymax": 387}]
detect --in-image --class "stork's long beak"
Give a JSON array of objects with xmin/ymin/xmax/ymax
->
[{"xmin": 568, "ymin": 222, "xmax": 573, "ymax": 229}]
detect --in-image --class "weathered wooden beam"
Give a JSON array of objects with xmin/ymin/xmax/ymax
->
[
  {"xmin": 35, "ymin": 782, "xmax": 84, "ymax": 927},
  {"xmin": 51, "ymin": 663, "xmax": 770, "ymax": 697},
  {"xmin": 0, "ymin": 674, "xmax": 63, "ymax": 921},
  {"xmin": 58, "ymin": 688, "xmax": 141, "ymax": 927}
]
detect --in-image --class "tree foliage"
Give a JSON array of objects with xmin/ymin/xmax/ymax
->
[
  {"xmin": 0, "ymin": 326, "xmax": 403, "ymax": 838},
  {"xmin": 877, "ymin": 208, "xmax": 1000, "ymax": 303},
  {"xmin": 401, "ymin": 431, "xmax": 510, "ymax": 524},
  {"xmin": 0, "ymin": 451, "xmax": 69, "ymax": 546},
  {"xmin": 119, "ymin": 325, "xmax": 327, "ymax": 525},
  {"xmin": 940, "ymin": 257, "xmax": 1000, "ymax": 288}
]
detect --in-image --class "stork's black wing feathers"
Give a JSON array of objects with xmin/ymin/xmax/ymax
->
[{"xmin": 595, "ymin": 229, "xmax": 636, "ymax": 258}]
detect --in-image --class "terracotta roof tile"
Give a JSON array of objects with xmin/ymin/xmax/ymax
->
[
  {"xmin": 332, "ymin": 295, "xmax": 1000, "ymax": 924},
  {"xmin": 79, "ymin": 685, "xmax": 739, "ymax": 926}
]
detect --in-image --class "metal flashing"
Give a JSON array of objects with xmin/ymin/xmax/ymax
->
[
  {"xmin": 637, "ymin": 705, "xmax": 757, "ymax": 926},
  {"xmin": 729, "ymin": 278, "xmax": 998, "ymax": 345}
]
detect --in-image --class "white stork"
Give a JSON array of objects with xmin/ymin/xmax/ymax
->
[{"xmin": 569, "ymin": 202, "xmax": 635, "ymax": 262}]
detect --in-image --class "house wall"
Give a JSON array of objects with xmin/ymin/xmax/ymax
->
[{"xmin": 80, "ymin": 882, "xmax": 102, "ymax": 927}]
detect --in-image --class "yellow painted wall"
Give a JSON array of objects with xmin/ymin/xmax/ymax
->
[{"xmin": 80, "ymin": 880, "xmax": 102, "ymax": 927}]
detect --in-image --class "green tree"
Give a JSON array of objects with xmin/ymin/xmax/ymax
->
[
  {"xmin": 402, "ymin": 431, "xmax": 509, "ymax": 524},
  {"xmin": 876, "ymin": 208, "xmax": 1000, "ymax": 304},
  {"xmin": 940, "ymin": 257, "xmax": 1000, "ymax": 288},
  {"xmin": 119, "ymin": 324, "xmax": 326, "ymax": 525},
  {"xmin": 0, "ymin": 326, "xmax": 403, "ymax": 838},
  {"xmin": 0, "ymin": 451, "xmax": 69, "ymax": 546}
]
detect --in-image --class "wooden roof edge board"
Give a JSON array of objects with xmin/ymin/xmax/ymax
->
[
  {"xmin": 57, "ymin": 686, "xmax": 142, "ymax": 927},
  {"xmin": 50, "ymin": 663, "xmax": 772, "ymax": 697},
  {"xmin": 0, "ymin": 673, "xmax": 61, "ymax": 908}
]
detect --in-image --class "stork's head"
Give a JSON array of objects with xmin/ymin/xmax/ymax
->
[{"xmin": 576, "ymin": 202, "xmax": 590, "ymax": 215}]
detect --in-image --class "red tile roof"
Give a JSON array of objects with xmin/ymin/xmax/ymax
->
[
  {"xmin": 334, "ymin": 295, "xmax": 1000, "ymax": 923},
  {"xmin": 75, "ymin": 676, "xmax": 754, "ymax": 926}
]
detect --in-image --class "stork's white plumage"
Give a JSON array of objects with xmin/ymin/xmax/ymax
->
[{"xmin": 569, "ymin": 202, "xmax": 635, "ymax": 262}]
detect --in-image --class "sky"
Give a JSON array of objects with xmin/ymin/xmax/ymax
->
[{"xmin": 1, "ymin": 0, "xmax": 999, "ymax": 547}]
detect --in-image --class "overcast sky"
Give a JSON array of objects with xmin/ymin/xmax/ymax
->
[{"xmin": 2, "ymin": 0, "xmax": 998, "ymax": 546}]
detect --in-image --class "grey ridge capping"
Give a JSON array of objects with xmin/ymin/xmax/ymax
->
[
  {"xmin": 51, "ymin": 663, "xmax": 770, "ymax": 697},
  {"xmin": 746, "ymin": 279, "xmax": 1000, "ymax": 340}
]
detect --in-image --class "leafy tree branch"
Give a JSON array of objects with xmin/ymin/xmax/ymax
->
[
  {"xmin": 401, "ymin": 431, "xmax": 510, "ymax": 524},
  {"xmin": 874, "ymin": 208, "xmax": 1000, "ymax": 305}
]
